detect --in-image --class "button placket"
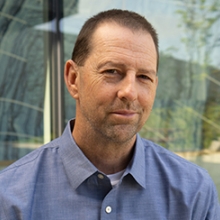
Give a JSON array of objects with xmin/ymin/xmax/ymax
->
[{"xmin": 100, "ymin": 188, "xmax": 118, "ymax": 219}]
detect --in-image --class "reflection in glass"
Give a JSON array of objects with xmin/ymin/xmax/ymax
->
[{"xmin": 0, "ymin": 1, "xmax": 45, "ymax": 166}]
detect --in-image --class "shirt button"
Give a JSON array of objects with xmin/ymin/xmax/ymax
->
[
  {"xmin": 98, "ymin": 173, "xmax": 104, "ymax": 179},
  {"xmin": 105, "ymin": 206, "xmax": 112, "ymax": 214}
]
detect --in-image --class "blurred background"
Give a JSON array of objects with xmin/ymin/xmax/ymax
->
[{"xmin": 0, "ymin": 0, "xmax": 219, "ymax": 197}]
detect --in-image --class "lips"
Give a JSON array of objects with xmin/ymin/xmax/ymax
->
[
  {"xmin": 112, "ymin": 110, "xmax": 136, "ymax": 115},
  {"xmin": 110, "ymin": 109, "xmax": 138, "ymax": 121}
]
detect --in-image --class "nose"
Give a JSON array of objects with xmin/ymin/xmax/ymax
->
[{"xmin": 117, "ymin": 73, "xmax": 138, "ymax": 101}]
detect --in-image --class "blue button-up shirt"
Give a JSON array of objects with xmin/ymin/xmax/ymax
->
[{"xmin": 0, "ymin": 120, "xmax": 220, "ymax": 220}]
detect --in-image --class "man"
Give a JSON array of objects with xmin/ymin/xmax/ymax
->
[{"xmin": 0, "ymin": 9, "xmax": 219, "ymax": 220}]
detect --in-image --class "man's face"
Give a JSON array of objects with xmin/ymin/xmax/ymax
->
[{"xmin": 73, "ymin": 22, "xmax": 158, "ymax": 144}]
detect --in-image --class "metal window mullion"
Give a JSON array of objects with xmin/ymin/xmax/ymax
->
[
  {"xmin": 52, "ymin": 0, "xmax": 64, "ymax": 139},
  {"xmin": 44, "ymin": 0, "xmax": 64, "ymax": 140}
]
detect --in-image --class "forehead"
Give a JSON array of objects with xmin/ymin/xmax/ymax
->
[{"xmin": 88, "ymin": 22, "xmax": 157, "ymax": 70}]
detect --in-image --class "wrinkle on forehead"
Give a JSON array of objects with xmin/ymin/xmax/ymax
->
[
  {"xmin": 87, "ymin": 23, "xmax": 157, "ymax": 71},
  {"xmin": 91, "ymin": 45, "xmax": 157, "ymax": 74}
]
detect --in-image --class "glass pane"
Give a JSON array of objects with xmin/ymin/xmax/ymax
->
[
  {"xmin": 62, "ymin": 0, "xmax": 220, "ymax": 198},
  {"xmin": 0, "ymin": 1, "xmax": 48, "ymax": 169}
]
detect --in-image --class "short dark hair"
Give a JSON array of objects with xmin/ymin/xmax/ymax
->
[{"xmin": 72, "ymin": 9, "xmax": 159, "ymax": 69}]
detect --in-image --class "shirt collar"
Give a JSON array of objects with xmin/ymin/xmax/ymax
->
[
  {"xmin": 59, "ymin": 119, "xmax": 146, "ymax": 189},
  {"xmin": 59, "ymin": 120, "xmax": 97, "ymax": 190},
  {"xmin": 124, "ymin": 133, "xmax": 146, "ymax": 189}
]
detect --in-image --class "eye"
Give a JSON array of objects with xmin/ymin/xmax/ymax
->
[
  {"xmin": 138, "ymin": 74, "xmax": 153, "ymax": 82},
  {"xmin": 104, "ymin": 69, "xmax": 118, "ymax": 74},
  {"xmin": 101, "ymin": 68, "xmax": 123, "ymax": 82}
]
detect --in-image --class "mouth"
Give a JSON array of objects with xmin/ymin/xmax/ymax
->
[
  {"xmin": 110, "ymin": 110, "xmax": 138, "ymax": 119},
  {"xmin": 112, "ymin": 109, "xmax": 136, "ymax": 114}
]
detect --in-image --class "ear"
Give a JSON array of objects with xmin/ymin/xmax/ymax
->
[{"xmin": 64, "ymin": 60, "xmax": 79, "ymax": 100}]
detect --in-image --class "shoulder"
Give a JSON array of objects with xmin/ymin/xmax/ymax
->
[
  {"xmin": 139, "ymin": 137, "xmax": 216, "ymax": 190},
  {"xmin": 0, "ymin": 137, "xmax": 63, "ymax": 219},
  {"xmin": 0, "ymin": 137, "xmax": 61, "ymax": 184},
  {"xmin": 139, "ymin": 137, "xmax": 220, "ymax": 217},
  {"xmin": 141, "ymin": 137, "xmax": 207, "ymax": 172}
]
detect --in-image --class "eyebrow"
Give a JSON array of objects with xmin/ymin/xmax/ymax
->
[
  {"xmin": 97, "ymin": 61, "xmax": 157, "ymax": 75},
  {"xmin": 97, "ymin": 61, "xmax": 126, "ymax": 70}
]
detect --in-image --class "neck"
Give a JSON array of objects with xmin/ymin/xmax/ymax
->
[{"xmin": 72, "ymin": 122, "xmax": 136, "ymax": 175}]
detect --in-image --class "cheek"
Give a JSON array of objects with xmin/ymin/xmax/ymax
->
[
  {"xmin": 139, "ymin": 89, "xmax": 156, "ymax": 110},
  {"xmin": 80, "ymin": 81, "xmax": 113, "ymax": 109},
  {"xmin": 94, "ymin": 80, "xmax": 117, "ymax": 97}
]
